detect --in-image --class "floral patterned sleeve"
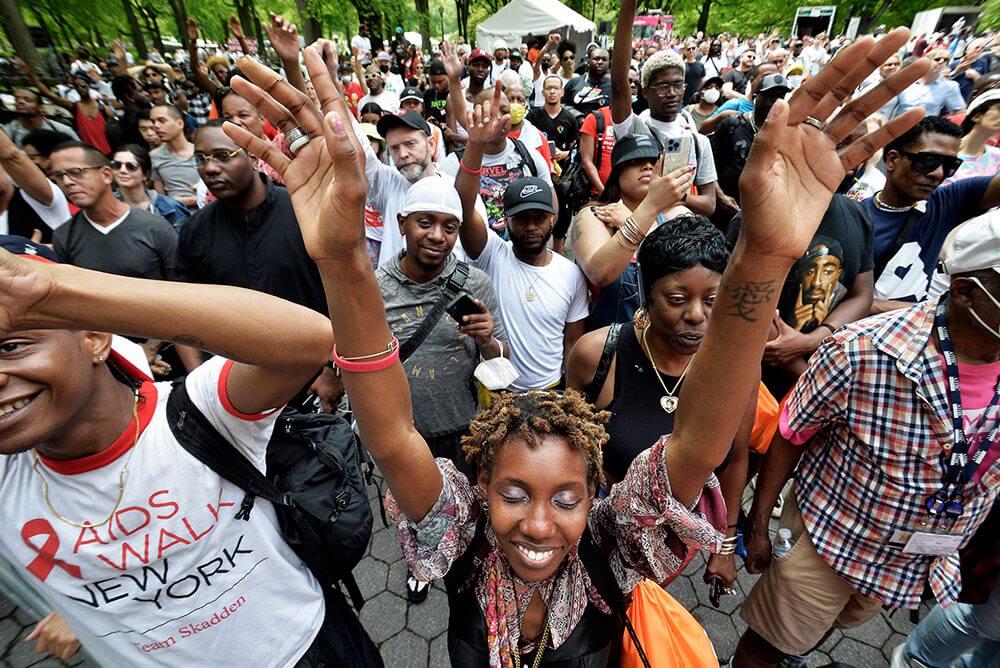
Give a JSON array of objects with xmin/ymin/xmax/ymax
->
[
  {"xmin": 590, "ymin": 436, "xmax": 729, "ymax": 594},
  {"xmin": 385, "ymin": 458, "xmax": 480, "ymax": 581}
]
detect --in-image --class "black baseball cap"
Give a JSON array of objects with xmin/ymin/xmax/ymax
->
[
  {"xmin": 503, "ymin": 177, "xmax": 555, "ymax": 217},
  {"xmin": 376, "ymin": 110, "xmax": 431, "ymax": 138},
  {"xmin": 399, "ymin": 86, "xmax": 423, "ymax": 103},
  {"xmin": 0, "ymin": 235, "xmax": 60, "ymax": 263},
  {"xmin": 428, "ymin": 60, "xmax": 447, "ymax": 76},
  {"xmin": 611, "ymin": 133, "xmax": 661, "ymax": 168}
]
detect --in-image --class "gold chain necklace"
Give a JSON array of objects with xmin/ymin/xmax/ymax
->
[
  {"xmin": 640, "ymin": 325, "xmax": 692, "ymax": 413},
  {"xmin": 513, "ymin": 620, "xmax": 550, "ymax": 668},
  {"xmin": 32, "ymin": 389, "xmax": 141, "ymax": 529}
]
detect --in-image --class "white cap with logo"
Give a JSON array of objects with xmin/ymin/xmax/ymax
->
[{"xmin": 398, "ymin": 176, "xmax": 463, "ymax": 220}]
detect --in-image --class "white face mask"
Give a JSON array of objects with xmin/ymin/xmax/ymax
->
[
  {"xmin": 702, "ymin": 88, "xmax": 721, "ymax": 104},
  {"xmin": 967, "ymin": 276, "xmax": 1000, "ymax": 341},
  {"xmin": 787, "ymin": 75, "xmax": 803, "ymax": 89}
]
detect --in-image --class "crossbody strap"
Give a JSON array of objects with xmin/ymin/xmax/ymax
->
[
  {"xmin": 586, "ymin": 323, "xmax": 623, "ymax": 404},
  {"xmin": 873, "ymin": 206, "xmax": 924, "ymax": 279},
  {"xmin": 592, "ymin": 111, "xmax": 606, "ymax": 172},
  {"xmin": 399, "ymin": 262, "xmax": 471, "ymax": 363}
]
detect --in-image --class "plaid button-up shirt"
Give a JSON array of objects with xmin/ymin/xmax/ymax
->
[{"xmin": 780, "ymin": 299, "xmax": 999, "ymax": 609}]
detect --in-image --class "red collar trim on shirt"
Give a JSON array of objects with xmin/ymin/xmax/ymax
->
[{"xmin": 37, "ymin": 380, "xmax": 158, "ymax": 475}]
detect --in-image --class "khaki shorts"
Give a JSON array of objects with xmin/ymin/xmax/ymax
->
[{"xmin": 740, "ymin": 491, "xmax": 883, "ymax": 656}]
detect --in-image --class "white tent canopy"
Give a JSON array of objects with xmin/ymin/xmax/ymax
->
[{"xmin": 475, "ymin": 0, "xmax": 595, "ymax": 54}]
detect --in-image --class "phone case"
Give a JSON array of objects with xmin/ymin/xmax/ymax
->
[{"xmin": 661, "ymin": 135, "xmax": 693, "ymax": 176}]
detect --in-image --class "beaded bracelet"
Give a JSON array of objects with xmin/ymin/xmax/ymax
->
[{"xmin": 332, "ymin": 337, "xmax": 400, "ymax": 373}]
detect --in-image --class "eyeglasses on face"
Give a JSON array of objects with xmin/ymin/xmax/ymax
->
[
  {"xmin": 194, "ymin": 147, "xmax": 244, "ymax": 168},
  {"xmin": 646, "ymin": 81, "xmax": 686, "ymax": 96},
  {"xmin": 111, "ymin": 160, "xmax": 141, "ymax": 172},
  {"xmin": 897, "ymin": 150, "xmax": 963, "ymax": 178},
  {"xmin": 50, "ymin": 166, "xmax": 104, "ymax": 181}
]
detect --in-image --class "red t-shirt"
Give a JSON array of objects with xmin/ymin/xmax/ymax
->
[
  {"xmin": 74, "ymin": 104, "xmax": 111, "ymax": 154},
  {"xmin": 343, "ymin": 82, "xmax": 365, "ymax": 119},
  {"xmin": 579, "ymin": 107, "xmax": 615, "ymax": 190}
]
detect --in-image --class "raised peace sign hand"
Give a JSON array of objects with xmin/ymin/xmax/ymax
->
[
  {"xmin": 223, "ymin": 50, "xmax": 367, "ymax": 261},
  {"xmin": 738, "ymin": 28, "xmax": 928, "ymax": 263},
  {"xmin": 465, "ymin": 81, "xmax": 510, "ymax": 146}
]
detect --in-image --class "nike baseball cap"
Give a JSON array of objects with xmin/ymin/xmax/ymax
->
[
  {"xmin": 398, "ymin": 177, "xmax": 462, "ymax": 220},
  {"xmin": 503, "ymin": 177, "xmax": 555, "ymax": 217},
  {"xmin": 399, "ymin": 86, "xmax": 423, "ymax": 103},
  {"xmin": 377, "ymin": 109, "xmax": 431, "ymax": 138}
]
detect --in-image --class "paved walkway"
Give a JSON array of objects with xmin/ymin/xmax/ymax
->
[{"xmin": 1, "ymin": 480, "xmax": 924, "ymax": 667}]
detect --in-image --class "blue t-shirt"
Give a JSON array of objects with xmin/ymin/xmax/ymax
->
[
  {"xmin": 708, "ymin": 97, "xmax": 754, "ymax": 119},
  {"xmin": 950, "ymin": 56, "xmax": 990, "ymax": 101},
  {"xmin": 862, "ymin": 176, "xmax": 990, "ymax": 302}
]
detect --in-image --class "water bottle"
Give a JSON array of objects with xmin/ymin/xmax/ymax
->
[{"xmin": 772, "ymin": 528, "xmax": 794, "ymax": 559}]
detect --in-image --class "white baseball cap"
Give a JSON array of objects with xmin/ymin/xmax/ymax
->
[
  {"xmin": 967, "ymin": 89, "xmax": 1000, "ymax": 118},
  {"xmin": 398, "ymin": 176, "xmax": 462, "ymax": 220},
  {"xmin": 939, "ymin": 210, "xmax": 1000, "ymax": 276},
  {"xmin": 493, "ymin": 39, "xmax": 508, "ymax": 51}
]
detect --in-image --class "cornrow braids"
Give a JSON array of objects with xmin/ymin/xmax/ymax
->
[{"xmin": 462, "ymin": 390, "xmax": 610, "ymax": 489}]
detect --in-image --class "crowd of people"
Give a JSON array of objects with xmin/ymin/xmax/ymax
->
[{"xmin": 0, "ymin": 3, "xmax": 997, "ymax": 667}]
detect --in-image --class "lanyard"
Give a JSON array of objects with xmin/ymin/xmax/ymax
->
[{"xmin": 927, "ymin": 298, "xmax": 1000, "ymax": 520}]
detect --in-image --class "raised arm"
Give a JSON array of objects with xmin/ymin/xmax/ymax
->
[
  {"xmin": 187, "ymin": 19, "xmax": 221, "ymax": 95},
  {"xmin": 224, "ymin": 50, "xmax": 443, "ymax": 521},
  {"xmin": 0, "ymin": 128, "xmax": 56, "ymax": 206},
  {"xmin": 228, "ymin": 15, "xmax": 252, "ymax": 57},
  {"xmin": 0, "ymin": 252, "xmax": 332, "ymax": 414},
  {"xmin": 441, "ymin": 41, "xmax": 469, "ymax": 136},
  {"xmin": 264, "ymin": 13, "xmax": 308, "ymax": 97},
  {"xmin": 533, "ymin": 34, "xmax": 560, "ymax": 82},
  {"xmin": 611, "ymin": 0, "xmax": 639, "ymax": 123},
  {"xmin": 665, "ymin": 29, "xmax": 929, "ymax": 506},
  {"xmin": 453, "ymin": 84, "xmax": 508, "ymax": 260},
  {"xmin": 14, "ymin": 60, "xmax": 72, "ymax": 110}
]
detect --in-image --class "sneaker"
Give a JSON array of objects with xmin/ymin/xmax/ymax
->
[
  {"xmin": 890, "ymin": 643, "xmax": 912, "ymax": 668},
  {"xmin": 406, "ymin": 568, "xmax": 430, "ymax": 604},
  {"xmin": 777, "ymin": 654, "xmax": 809, "ymax": 668}
]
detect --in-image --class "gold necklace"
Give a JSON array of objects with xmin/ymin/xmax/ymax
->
[
  {"xmin": 640, "ymin": 325, "xmax": 692, "ymax": 413},
  {"xmin": 523, "ymin": 250, "xmax": 552, "ymax": 302},
  {"xmin": 513, "ymin": 621, "xmax": 550, "ymax": 668},
  {"xmin": 32, "ymin": 389, "xmax": 140, "ymax": 529}
]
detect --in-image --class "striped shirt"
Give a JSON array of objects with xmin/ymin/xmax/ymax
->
[{"xmin": 779, "ymin": 300, "xmax": 999, "ymax": 609}]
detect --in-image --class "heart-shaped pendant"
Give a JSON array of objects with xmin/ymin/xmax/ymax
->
[{"xmin": 660, "ymin": 395, "xmax": 678, "ymax": 413}]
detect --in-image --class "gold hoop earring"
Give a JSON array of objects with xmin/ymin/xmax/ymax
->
[{"xmin": 633, "ymin": 307, "xmax": 650, "ymax": 330}]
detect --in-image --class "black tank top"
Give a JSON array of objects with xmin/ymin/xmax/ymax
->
[{"xmin": 602, "ymin": 326, "xmax": 683, "ymax": 482}]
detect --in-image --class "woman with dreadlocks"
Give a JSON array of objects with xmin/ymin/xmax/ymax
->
[{"xmin": 221, "ymin": 32, "xmax": 927, "ymax": 667}]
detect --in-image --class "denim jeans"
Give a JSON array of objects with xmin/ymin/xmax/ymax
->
[
  {"xmin": 904, "ymin": 582, "xmax": 1000, "ymax": 667},
  {"xmin": 586, "ymin": 261, "xmax": 641, "ymax": 331}
]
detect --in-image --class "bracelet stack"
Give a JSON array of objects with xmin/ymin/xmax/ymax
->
[
  {"xmin": 615, "ymin": 215, "xmax": 646, "ymax": 250},
  {"xmin": 332, "ymin": 337, "xmax": 400, "ymax": 373}
]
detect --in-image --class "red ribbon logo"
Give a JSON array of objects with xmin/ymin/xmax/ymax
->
[{"xmin": 21, "ymin": 518, "xmax": 83, "ymax": 582}]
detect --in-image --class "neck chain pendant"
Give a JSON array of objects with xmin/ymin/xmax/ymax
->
[
  {"xmin": 525, "ymin": 289, "xmax": 536, "ymax": 302},
  {"xmin": 660, "ymin": 395, "xmax": 679, "ymax": 413}
]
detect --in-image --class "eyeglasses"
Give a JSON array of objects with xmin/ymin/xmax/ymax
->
[
  {"xmin": 111, "ymin": 160, "xmax": 141, "ymax": 172},
  {"xmin": 897, "ymin": 150, "xmax": 964, "ymax": 178},
  {"xmin": 646, "ymin": 81, "xmax": 686, "ymax": 96},
  {"xmin": 194, "ymin": 147, "xmax": 244, "ymax": 168},
  {"xmin": 50, "ymin": 166, "xmax": 104, "ymax": 181},
  {"xmin": 562, "ymin": 56, "xmax": 574, "ymax": 61}
]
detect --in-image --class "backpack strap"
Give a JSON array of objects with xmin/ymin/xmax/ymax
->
[
  {"xmin": 398, "ymin": 261, "xmax": 470, "ymax": 363},
  {"xmin": 873, "ymin": 205, "xmax": 924, "ymax": 279},
  {"xmin": 585, "ymin": 323, "xmax": 623, "ymax": 404},
  {"xmin": 509, "ymin": 137, "xmax": 538, "ymax": 177},
  {"xmin": 592, "ymin": 111, "xmax": 606, "ymax": 172}
]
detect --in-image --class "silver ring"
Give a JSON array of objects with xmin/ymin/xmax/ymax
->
[
  {"xmin": 285, "ymin": 127, "xmax": 311, "ymax": 155},
  {"xmin": 802, "ymin": 116, "xmax": 827, "ymax": 131}
]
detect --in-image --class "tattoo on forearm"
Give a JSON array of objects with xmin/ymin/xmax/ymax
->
[{"xmin": 722, "ymin": 280, "xmax": 776, "ymax": 322}]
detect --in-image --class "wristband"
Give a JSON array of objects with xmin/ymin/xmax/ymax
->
[
  {"xmin": 332, "ymin": 337, "xmax": 400, "ymax": 373},
  {"xmin": 817, "ymin": 323, "xmax": 836, "ymax": 336},
  {"xmin": 459, "ymin": 160, "xmax": 481, "ymax": 176}
]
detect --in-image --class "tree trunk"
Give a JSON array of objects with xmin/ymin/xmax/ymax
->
[
  {"xmin": 167, "ymin": 0, "xmax": 191, "ymax": 50},
  {"xmin": 350, "ymin": 0, "xmax": 384, "ymax": 51},
  {"xmin": 121, "ymin": 0, "xmax": 150, "ymax": 60},
  {"xmin": 414, "ymin": 0, "xmax": 431, "ymax": 51},
  {"xmin": 0, "ymin": 0, "xmax": 44, "ymax": 72},
  {"xmin": 291, "ymin": 0, "xmax": 322, "ymax": 44},
  {"xmin": 136, "ymin": 0, "xmax": 165, "ymax": 55},
  {"xmin": 697, "ymin": 0, "xmax": 714, "ymax": 34},
  {"xmin": 455, "ymin": 0, "xmax": 471, "ymax": 42}
]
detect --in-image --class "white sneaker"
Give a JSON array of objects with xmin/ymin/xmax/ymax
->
[{"xmin": 891, "ymin": 643, "xmax": 911, "ymax": 668}]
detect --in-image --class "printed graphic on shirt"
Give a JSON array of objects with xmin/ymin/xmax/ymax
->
[
  {"xmin": 479, "ymin": 163, "xmax": 530, "ymax": 233},
  {"xmin": 789, "ymin": 236, "xmax": 848, "ymax": 332}
]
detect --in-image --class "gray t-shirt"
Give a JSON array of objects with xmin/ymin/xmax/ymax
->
[
  {"xmin": 4, "ymin": 118, "xmax": 79, "ymax": 147},
  {"xmin": 53, "ymin": 206, "xmax": 179, "ymax": 280},
  {"xmin": 150, "ymin": 145, "xmax": 200, "ymax": 201},
  {"xmin": 613, "ymin": 111, "xmax": 718, "ymax": 186},
  {"xmin": 377, "ymin": 254, "xmax": 506, "ymax": 438}
]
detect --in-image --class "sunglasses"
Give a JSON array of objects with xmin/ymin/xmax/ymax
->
[
  {"xmin": 111, "ymin": 160, "xmax": 141, "ymax": 172},
  {"xmin": 898, "ymin": 150, "xmax": 964, "ymax": 178}
]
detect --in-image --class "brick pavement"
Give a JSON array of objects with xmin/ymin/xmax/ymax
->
[{"xmin": 1, "ymin": 480, "xmax": 925, "ymax": 667}]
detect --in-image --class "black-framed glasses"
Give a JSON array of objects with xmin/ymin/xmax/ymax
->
[
  {"xmin": 50, "ymin": 166, "xmax": 104, "ymax": 181},
  {"xmin": 897, "ymin": 150, "xmax": 964, "ymax": 178},
  {"xmin": 111, "ymin": 160, "xmax": 141, "ymax": 172},
  {"xmin": 646, "ymin": 81, "xmax": 686, "ymax": 96},
  {"xmin": 194, "ymin": 147, "xmax": 244, "ymax": 168}
]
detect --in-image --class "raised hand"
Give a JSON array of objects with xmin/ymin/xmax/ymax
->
[
  {"xmin": 465, "ymin": 81, "xmax": 510, "ymax": 146},
  {"xmin": 223, "ymin": 50, "xmax": 366, "ymax": 261},
  {"xmin": 643, "ymin": 161, "xmax": 694, "ymax": 213},
  {"xmin": 228, "ymin": 14, "xmax": 245, "ymax": 40},
  {"xmin": 440, "ymin": 40, "xmax": 463, "ymax": 81},
  {"xmin": 738, "ymin": 28, "xmax": 929, "ymax": 262},
  {"xmin": 264, "ymin": 13, "xmax": 300, "ymax": 64},
  {"xmin": 186, "ymin": 17, "xmax": 199, "ymax": 42}
]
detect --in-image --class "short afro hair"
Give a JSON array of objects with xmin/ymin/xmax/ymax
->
[
  {"xmin": 637, "ymin": 215, "xmax": 729, "ymax": 299},
  {"xmin": 885, "ymin": 115, "xmax": 961, "ymax": 156},
  {"xmin": 641, "ymin": 50, "xmax": 685, "ymax": 90}
]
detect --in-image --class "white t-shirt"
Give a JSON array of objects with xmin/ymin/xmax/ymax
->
[
  {"xmin": 614, "ymin": 112, "xmax": 717, "ymax": 187},
  {"xmin": 439, "ymin": 139, "xmax": 551, "ymax": 233},
  {"xmin": 351, "ymin": 35, "xmax": 372, "ymax": 54},
  {"xmin": 359, "ymin": 90, "xmax": 400, "ymax": 114},
  {"xmin": 473, "ymin": 233, "xmax": 589, "ymax": 390},
  {"xmin": 0, "ymin": 357, "xmax": 324, "ymax": 667},
  {"xmin": 0, "ymin": 180, "xmax": 70, "ymax": 235}
]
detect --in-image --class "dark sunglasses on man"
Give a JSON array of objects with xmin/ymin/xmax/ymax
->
[{"xmin": 897, "ymin": 150, "xmax": 964, "ymax": 179}]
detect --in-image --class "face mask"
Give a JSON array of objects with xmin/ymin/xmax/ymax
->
[
  {"xmin": 967, "ymin": 276, "xmax": 1000, "ymax": 341},
  {"xmin": 631, "ymin": 94, "xmax": 639, "ymax": 104},
  {"xmin": 379, "ymin": 64, "xmax": 389, "ymax": 73},
  {"xmin": 787, "ymin": 75, "xmax": 803, "ymax": 88},
  {"xmin": 702, "ymin": 88, "xmax": 721, "ymax": 104},
  {"xmin": 340, "ymin": 75, "xmax": 351, "ymax": 84},
  {"xmin": 509, "ymin": 102, "xmax": 526, "ymax": 125}
]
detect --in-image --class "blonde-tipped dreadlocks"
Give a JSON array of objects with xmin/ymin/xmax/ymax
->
[{"xmin": 462, "ymin": 390, "xmax": 610, "ymax": 488}]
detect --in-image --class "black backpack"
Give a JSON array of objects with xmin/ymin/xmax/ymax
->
[{"xmin": 165, "ymin": 379, "xmax": 374, "ymax": 610}]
